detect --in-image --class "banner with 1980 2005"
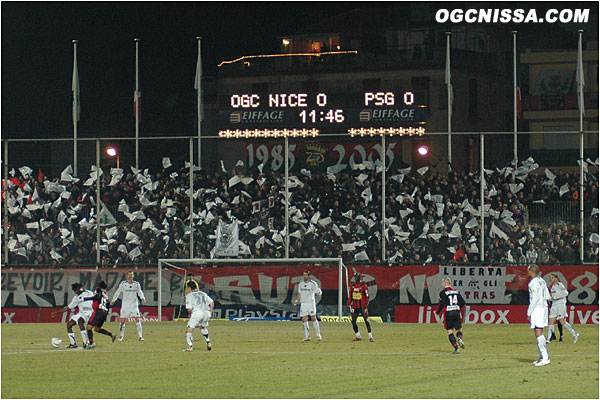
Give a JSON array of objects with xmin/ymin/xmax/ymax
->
[{"xmin": 1, "ymin": 265, "xmax": 597, "ymax": 323}]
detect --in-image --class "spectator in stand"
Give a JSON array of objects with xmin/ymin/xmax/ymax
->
[
  {"xmin": 1, "ymin": 156, "xmax": 598, "ymax": 266},
  {"xmin": 526, "ymin": 243, "xmax": 538, "ymax": 264}
]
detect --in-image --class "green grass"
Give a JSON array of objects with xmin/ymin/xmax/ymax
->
[{"xmin": 1, "ymin": 321, "xmax": 598, "ymax": 398}]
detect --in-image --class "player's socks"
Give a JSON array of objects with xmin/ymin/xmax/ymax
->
[
  {"xmin": 562, "ymin": 321, "xmax": 577, "ymax": 337},
  {"xmin": 312, "ymin": 321, "xmax": 321, "ymax": 338},
  {"xmin": 557, "ymin": 321, "xmax": 563, "ymax": 338},
  {"xmin": 355, "ymin": 332, "xmax": 362, "ymax": 339},
  {"xmin": 68, "ymin": 332, "xmax": 76, "ymax": 345},
  {"xmin": 186, "ymin": 332, "xmax": 194, "ymax": 347},
  {"xmin": 351, "ymin": 319, "xmax": 359, "ymax": 334},
  {"xmin": 448, "ymin": 333, "xmax": 458, "ymax": 349},
  {"xmin": 87, "ymin": 329, "xmax": 94, "ymax": 343},
  {"xmin": 364, "ymin": 319, "xmax": 371, "ymax": 333},
  {"xmin": 119, "ymin": 323, "xmax": 125, "ymax": 339},
  {"xmin": 80, "ymin": 329, "xmax": 89, "ymax": 344},
  {"xmin": 136, "ymin": 322, "xmax": 143, "ymax": 339},
  {"xmin": 547, "ymin": 324, "xmax": 555, "ymax": 341},
  {"xmin": 536, "ymin": 335, "xmax": 549, "ymax": 361},
  {"xmin": 98, "ymin": 328, "xmax": 112, "ymax": 337},
  {"xmin": 201, "ymin": 328, "xmax": 210, "ymax": 342},
  {"xmin": 368, "ymin": 332, "xmax": 373, "ymax": 340},
  {"xmin": 303, "ymin": 322, "xmax": 310, "ymax": 339}
]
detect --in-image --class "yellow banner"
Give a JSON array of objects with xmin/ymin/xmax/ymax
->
[{"xmin": 320, "ymin": 316, "xmax": 383, "ymax": 323}]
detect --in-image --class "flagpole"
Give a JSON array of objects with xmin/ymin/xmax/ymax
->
[
  {"xmin": 578, "ymin": 30, "xmax": 584, "ymax": 262},
  {"xmin": 381, "ymin": 133, "xmax": 386, "ymax": 262},
  {"xmin": 284, "ymin": 136, "xmax": 289, "ymax": 258},
  {"xmin": 480, "ymin": 132, "xmax": 485, "ymax": 262},
  {"xmin": 72, "ymin": 40, "xmax": 79, "ymax": 177},
  {"xmin": 512, "ymin": 31, "xmax": 518, "ymax": 162},
  {"xmin": 134, "ymin": 38, "xmax": 140, "ymax": 169},
  {"xmin": 3, "ymin": 141, "xmax": 8, "ymax": 265},
  {"xmin": 96, "ymin": 139, "xmax": 101, "ymax": 264},
  {"xmin": 196, "ymin": 37, "xmax": 203, "ymax": 170},
  {"xmin": 445, "ymin": 32, "xmax": 452, "ymax": 172},
  {"xmin": 189, "ymin": 137, "xmax": 194, "ymax": 259}
]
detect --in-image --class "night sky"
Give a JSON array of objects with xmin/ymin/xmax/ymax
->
[
  {"xmin": 1, "ymin": 1, "xmax": 386, "ymax": 140},
  {"xmin": 2, "ymin": 2, "xmax": 598, "ymax": 142}
]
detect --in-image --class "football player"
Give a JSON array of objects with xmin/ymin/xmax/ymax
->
[
  {"xmin": 111, "ymin": 270, "xmax": 146, "ymax": 341},
  {"xmin": 347, "ymin": 273, "xmax": 373, "ymax": 342},
  {"xmin": 51, "ymin": 283, "xmax": 94, "ymax": 348},
  {"xmin": 527, "ymin": 265, "xmax": 551, "ymax": 366},
  {"xmin": 184, "ymin": 281, "xmax": 214, "ymax": 351},
  {"xmin": 293, "ymin": 270, "xmax": 322, "ymax": 342},
  {"xmin": 437, "ymin": 277, "xmax": 466, "ymax": 354},
  {"xmin": 547, "ymin": 273, "xmax": 580, "ymax": 344},
  {"xmin": 84, "ymin": 281, "xmax": 117, "ymax": 348}
]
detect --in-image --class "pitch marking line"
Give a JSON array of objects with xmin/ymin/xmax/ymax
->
[{"xmin": 2, "ymin": 348, "xmax": 597, "ymax": 359}]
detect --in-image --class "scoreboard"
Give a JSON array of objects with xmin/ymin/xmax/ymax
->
[{"xmin": 218, "ymin": 91, "xmax": 427, "ymax": 138}]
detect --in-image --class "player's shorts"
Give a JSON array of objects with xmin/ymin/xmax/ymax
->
[
  {"xmin": 119, "ymin": 306, "xmax": 141, "ymax": 319},
  {"xmin": 299, "ymin": 303, "xmax": 316, "ymax": 317},
  {"xmin": 90, "ymin": 309, "xmax": 108, "ymax": 328},
  {"xmin": 70, "ymin": 310, "xmax": 92, "ymax": 324},
  {"xmin": 187, "ymin": 310, "xmax": 210, "ymax": 328},
  {"xmin": 549, "ymin": 303, "xmax": 567, "ymax": 319},
  {"xmin": 529, "ymin": 307, "xmax": 548, "ymax": 329},
  {"xmin": 351, "ymin": 308, "xmax": 368, "ymax": 318},
  {"xmin": 444, "ymin": 311, "xmax": 462, "ymax": 330}
]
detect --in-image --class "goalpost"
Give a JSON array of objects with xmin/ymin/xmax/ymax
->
[{"xmin": 157, "ymin": 258, "xmax": 346, "ymax": 322}]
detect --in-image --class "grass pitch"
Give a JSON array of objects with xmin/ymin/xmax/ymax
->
[{"xmin": 1, "ymin": 320, "xmax": 598, "ymax": 398}]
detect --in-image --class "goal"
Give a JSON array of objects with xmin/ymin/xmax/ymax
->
[{"xmin": 157, "ymin": 258, "xmax": 347, "ymax": 322}]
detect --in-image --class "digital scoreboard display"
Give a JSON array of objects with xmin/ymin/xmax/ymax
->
[{"xmin": 218, "ymin": 91, "xmax": 427, "ymax": 138}]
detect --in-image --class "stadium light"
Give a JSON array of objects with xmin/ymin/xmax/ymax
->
[
  {"xmin": 105, "ymin": 146, "xmax": 119, "ymax": 168},
  {"xmin": 417, "ymin": 145, "xmax": 429, "ymax": 156},
  {"xmin": 106, "ymin": 147, "xmax": 117, "ymax": 157}
]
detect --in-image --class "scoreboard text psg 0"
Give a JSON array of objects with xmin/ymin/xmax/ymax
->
[{"xmin": 218, "ymin": 91, "xmax": 427, "ymax": 138}]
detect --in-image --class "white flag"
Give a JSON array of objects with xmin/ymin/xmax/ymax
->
[
  {"xmin": 576, "ymin": 32, "xmax": 585, "ymax": 116},
  {"xmin": 195, "ymin": 38, "xmax": 204, "ymax": 121},
  {"xmin": 354, "ymin": 250, "xmax": 369, "ymax": 261},
  {"xmin": 445, "ymin": 33, "xmax": 454, "ymax": 119},
  {"xmin": 99, "ymin": 203, "xmax": 117, "ymax": 226},
  {"xmin": 214, "ymin": 220, "xmax": 239, "ymax": 257},
  {"xmin": 72, "ymin": 43, "xmax": 80, "ymax": 125},
  {"xmin": 559, "ymin": 183, "xmax": 569, "ymax": 197}
]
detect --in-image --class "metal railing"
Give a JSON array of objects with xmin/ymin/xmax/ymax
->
[
  {"xmin": 2, "ymin": 130, "xmax": 598, "ymax": 267},
  {"xmin": 528, "ymin": 201, "xmax": 595, "ymax": 225}
]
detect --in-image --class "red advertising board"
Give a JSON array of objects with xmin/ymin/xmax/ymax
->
[
  {"xmin": 0, "ymin": 307, "xmax": 173, "ymax": 324},
  {"xmin": 1, "ymin": 265, "xmax": 597, "ymax": 322},
  {"xmin": 394, "ymin": 305, "xmax": 600, "ymax": 324}
]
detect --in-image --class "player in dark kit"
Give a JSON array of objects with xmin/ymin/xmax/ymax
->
[
  {"xmin": 437, "ymin": 277, "xmax": 466, "ymax": 354},
  {"xmin": 347, "ymin": 273, "xmax": 374, "ymax": 342},
  {"xmin": 84, "ymin": 281, "xmax": 116, "ymax": 348}
]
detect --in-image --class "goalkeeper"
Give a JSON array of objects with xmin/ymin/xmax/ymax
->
[{"xmin": 347, "ymin": 273, "xmax": 373, "ymax": 342}]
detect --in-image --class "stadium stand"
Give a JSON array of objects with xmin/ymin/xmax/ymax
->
[{"xmin": 2, "ymin": 159, "xmax": 598, "ymax": 266}]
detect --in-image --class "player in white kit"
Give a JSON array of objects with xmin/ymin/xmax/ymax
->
[
  {"xmin": 527, "ymin": 265, "xmax": 551, "ymax": 366},
  {"xmin": 111, "ymin": 271, "xmax": 146, "ymax": 341},
  {"xmin": 184, "ymin": 281, "xmax": 214, "ymax": 351},
  {"xmin": 51, "ymin": 283, "xmax": 94, "ymax": 348},
  {"xmin": 547, "ymin": 273, "xmax": 580, "ymax": 343},
  {"xmin": 292, "ymin": 270, "xmax": 322, "ymax": 342}
]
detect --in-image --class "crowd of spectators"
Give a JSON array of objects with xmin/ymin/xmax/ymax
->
[{"xmin": 2, "ymin": 156, "xmax": 598, "ymax": 266}]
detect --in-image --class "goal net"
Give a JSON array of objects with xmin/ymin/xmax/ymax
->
[{"xmin": 157, "ymin": 258, "xmax": 346, "ymax": 321}]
